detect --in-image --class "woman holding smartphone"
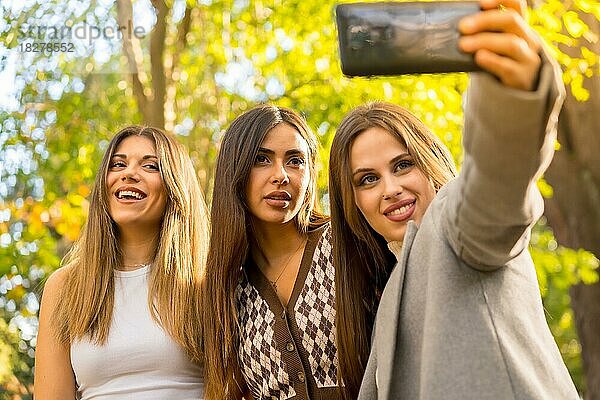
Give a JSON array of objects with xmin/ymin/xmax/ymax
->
[{"xmin": 329, "ymin": 0, "xmax": 579, "ymax": 398}]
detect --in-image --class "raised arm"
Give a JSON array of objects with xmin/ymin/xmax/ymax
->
[
  {"xmin": 442, "ymin": 0, "xmax": 565, "ymax": 271},
  {"xmin": 34, "ymin": 267, "xmax": 77, "ymax": 399}
]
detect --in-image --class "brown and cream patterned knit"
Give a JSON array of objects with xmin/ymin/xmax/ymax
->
[{"xmin": 236, "ymin": 223, "xmax": 342, "ymax": 400}]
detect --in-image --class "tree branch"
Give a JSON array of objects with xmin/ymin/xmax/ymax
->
[
  {"xmin": 164, "ymin": 6, "xmax": 193, "ymax": 131},
  {"xmin": 149, "ymin": 0, "xmax": 168, "ymax": 129},
  {"xmin": 172, "ymin": 5, "xmax": 192, "ymax": 74},
  {"xmin": 116, "ymin": 0, "xmax": 149, "ymax": 120}
]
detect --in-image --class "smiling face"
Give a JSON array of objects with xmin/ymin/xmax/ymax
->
[
  {"xmin": 244, "ymin": 123, "xmax": 311, "ymax": 229},
  {"xmin": 106, "ymin": 135, "xmax": 167, "ymax": 233},
  {"xmin": 349, "ymin": 127, "xmax": 436, "ymax": 243}
]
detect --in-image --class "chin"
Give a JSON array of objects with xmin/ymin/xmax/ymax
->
[
  {"xmin": 255, "ymin": 212, "xmax": 295, "ymax": 226},
  {"xmin": 112, "ymin": 214, "xmax": 159, "ymax": 229},
  {"xmin": 381, "ymin": 227, "xmax": 407, "ymax": 243}
]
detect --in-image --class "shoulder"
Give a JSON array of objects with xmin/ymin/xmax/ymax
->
[
  {"xmin": 37, "ymin": 266, "xmax": 73, "ymax": 341},
  {"xmin": 44, "ymin": 266, "xmax": 71, "ymax": 291},
  {"xmin": 308, "ymin": 221, "xmax": 331, "ymax": 242},
  {"xmin": 306, "ymin": 222, "xmax": 332, "ymax": 260},
  {"xmin": 40, "ymin": 266, "xmax": 71, "ymax": 306},
  {"xmin": 306, "ymin": 223, "xmax": 333, "ymax": 274}
]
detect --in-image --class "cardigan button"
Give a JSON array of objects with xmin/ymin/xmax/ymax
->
[
  {"xmin": 297, "ymin": 371, "xmax": 305, "ymax": 382},
  {"xmin": 286, "ymin": 342, "xmax": 295, "ymax": 352}
]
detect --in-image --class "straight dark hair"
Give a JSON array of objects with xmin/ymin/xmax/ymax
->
[
  {"xmin": 329, "ymin": 102, "xmax": 457, "ymax": 398},
  {"xmin": 203, "ymin": 104, "xmax": 329, "ymax": 399}
]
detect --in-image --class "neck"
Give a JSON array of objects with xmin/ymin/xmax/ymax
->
[
  {"xmin": 250, "ymin": 220, "xmax": 306, "ymax": 268},
  {"xmin": 118, "ymin": 226, "xmax": 159, "ymax": 271},
  {"xmin": 387, "ymin": 240, "xmax": 404, "ymax": 260}
]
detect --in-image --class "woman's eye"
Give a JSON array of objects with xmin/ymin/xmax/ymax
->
[
  {"xmin": 394, "ymin": 159, "xmax": 414, "ymax": 172},
  {"xmin": 288, "ymin": 157, "xmax": 305, "ymax": 167},
  {"xmin": 110, "ymin": 161, "xmax": 126, "ymax": 168},
  {"xmin": 144, "ymin": 163, "xmax": 159, "ymax": 170},
  {"xmin": 255, "ymin": 154, "xmax": 269, "ymax": 164},
  {"xmin": 359, "ymin": 174, "xmax": 378, "ymax": 186}
]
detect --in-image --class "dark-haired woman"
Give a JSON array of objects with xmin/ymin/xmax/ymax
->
[
  {"xmin": 328, "ymin": 0, "xmax": 579, "ymax": 398},
  {"xmin": 203, "ymin": 105, "xmax": 341, "ymax": 399}
]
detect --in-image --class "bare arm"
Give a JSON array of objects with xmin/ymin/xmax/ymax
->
[{"xmin": 34, "ymin": 267, "xmax": 77, "ymax": 399}]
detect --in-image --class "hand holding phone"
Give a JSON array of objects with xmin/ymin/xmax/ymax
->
[
  {"xmin": 458, "ymin": 0, "xmax": 542, "ymax": 90},
  {"xmin": 336, "ymin": 1, "xmax": 482, "ymax": 76}
]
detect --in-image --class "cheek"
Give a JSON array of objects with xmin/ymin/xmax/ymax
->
[
  {"xmin": 422, "ymin": 180, "xmax": 436, "ymax": 207},
  {"xmin": 244, "ymin": 178, "xmax": 256, "ymax": 204},
  {"xmin": 106, "ymin": 172, "xmax": 117, "ymax": 191},
  {"xmin": 158, "ymin": 195, "xmax": 168, "ymax": 216},
  {"xmin": 300, "ymin": 170, "xmax": 311, "ymax": 194},
  {"xmin": 246, "ymin": 170, "xmax": 261, "ymax": 196},
  {"xmin": 352, "ymin": 189, "xmax": 372, "ymax": 219}
]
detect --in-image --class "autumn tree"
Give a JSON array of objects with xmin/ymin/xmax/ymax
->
[{"xmin": 0, "ymin": 0, "xmax": 598, "ymax": 398}]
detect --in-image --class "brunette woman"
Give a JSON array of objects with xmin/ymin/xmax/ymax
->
[
  {"xmin": 328, "ymin": 0, "xmax": 579, "ymax": 398},
  {"xmin": 203, "ymin": 105, "xmax": 341, "ymax": 399},
  {"xmin": 34, "ymin": 126, "xmax": 208, "ymax": 399}
]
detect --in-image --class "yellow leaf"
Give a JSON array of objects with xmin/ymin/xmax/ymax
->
[
  {"xmin": 581, "ymin": 46, "xmax": 598, "ymax": 66},
  {"xmin": 78, "ymin": 184, "xmax": 91, "ymax": 197},
  {"xmin": 563, "ymin": 11, "xmax": 589, "ymax": 38},
  {"xmin": 537, "ymin": 178, "xmax": 554, "ymax": 198},
  {"xmin": 65, "ymin": 223, "xmax": 81, "ymax": 242}
]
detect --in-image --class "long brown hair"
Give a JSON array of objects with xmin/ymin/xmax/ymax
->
[
  {"xmin": 329, "ymin": 102, "xmax": 457, "ymax": 398},
  {"xmin": 54, "ymin": 125, "xmax": 209, "ymax": 363},
  {"xmin": 203, "ymin": 104, "xmax": 328, "ymax": 399}
]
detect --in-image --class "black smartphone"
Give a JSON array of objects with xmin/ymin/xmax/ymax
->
[{"xmin": 335, "ymin": 1, "xmax": 482, "ymax": 76}]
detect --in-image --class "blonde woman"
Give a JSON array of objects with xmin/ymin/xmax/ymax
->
[{"xmin": 34, "ymin": 126, "xmax": 209, "ymax": 399}]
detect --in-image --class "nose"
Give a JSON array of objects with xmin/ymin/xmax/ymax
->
[
  {"xmin": 120, "ymin": 165, "xmax": 140, "ymax": 182},
  {"xmin": 270, "ymin": 163, "xmax": 290, "ymax": 185},
  {"xmin": 382, "ymin": 175, "xmax": 403, "ymax": 200}
]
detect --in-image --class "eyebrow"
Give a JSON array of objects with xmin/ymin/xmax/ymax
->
[
  {"xmin": 257, "ymin": 147, "xmax": 306, "ymax": 157},
  {"xmin": 111, "ymin": 154, "xmax": 158, "ymax": 160},
  {"xmin": 352, "ymin": 152, "xmax": 411, "ymax": 177}
]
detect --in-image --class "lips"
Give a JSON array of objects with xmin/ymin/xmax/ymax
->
[
  {"xmin": 383, "ymin": 199, "xmax": 416, "ymax": 222},
  {"xmin": 264, "ymin": 191, "xmax": 291, "ymax": 201},
  {"xmin": 115, "ymin": 186, "xmax": 147, "ymax": 201},
  {"xmin": 264, "ymin": 190, "xmax": 292, "ymax": 208}
]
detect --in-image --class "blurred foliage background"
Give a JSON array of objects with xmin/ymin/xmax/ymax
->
[{"xmin": 0, "ymin": 0, "xmax": 599, "ymax": 398}]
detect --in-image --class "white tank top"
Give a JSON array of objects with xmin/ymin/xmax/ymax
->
[{"xmin": 70, "ymin": 265, "xmax": 204, "ymax": 399}]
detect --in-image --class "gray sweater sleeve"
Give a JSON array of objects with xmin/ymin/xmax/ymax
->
[
  {"xmin": 442, "ymin": 48, "xmax": 566, "ymax": 271},
  {"xmin": 357, "ymin": 328, "xmax": 378, "ymax": 400}
]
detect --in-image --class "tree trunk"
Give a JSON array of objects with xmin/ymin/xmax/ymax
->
[
  {"xmin": 148, "ymin": 0, "xmax": 168, "ymax": 129},
  {"xmin": 116, "ymin": 0, "xmax": 168, "ymax": 129},
  {"xmin": 569, "ymin": 281, "xmax": 600, "ymax": 399},
  {"xmin": 544, "ymin": 11, "xmax": 600, "ymax": 398}
]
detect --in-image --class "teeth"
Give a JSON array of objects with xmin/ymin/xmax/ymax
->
[
  {"xmin": 117, "ymin": 190, "xmax": 144, "ymax": 200},
  {"xmin": 387, "ymin": 204, "xmax": 412, "ymax": 216}
]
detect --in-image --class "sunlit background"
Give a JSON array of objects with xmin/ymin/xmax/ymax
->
[{"xmin": 1, "ymin": 0, "xmax": 599, "ymax": 397}]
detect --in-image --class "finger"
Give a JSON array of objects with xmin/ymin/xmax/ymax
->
[
  {"xmin": 479, "ymin": 0, "xmax": 527, "ymax": 16},
  {"xmin": 459, "ymin": 10, "xmax": 540, "ymax": 52},
  {"xmin": 459, "ymin": 32, "xmax": 538, "ymax": 63},
  {"xmin": 472, "ymin": 49, "xmax": 540, "ymax": 90}
]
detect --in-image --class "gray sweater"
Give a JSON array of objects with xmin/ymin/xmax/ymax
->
[{"xmin": 358, "ymin": 51, "xmax": 579, "ymax": 399}]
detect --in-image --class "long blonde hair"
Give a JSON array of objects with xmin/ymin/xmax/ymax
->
[
  {"xmin": 329, "ymin": 102, "xmax": 457, "ymax": 398},
  {"xmin": 53, "ymin": 125, "xmax": 209, "ymax": 362}
]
